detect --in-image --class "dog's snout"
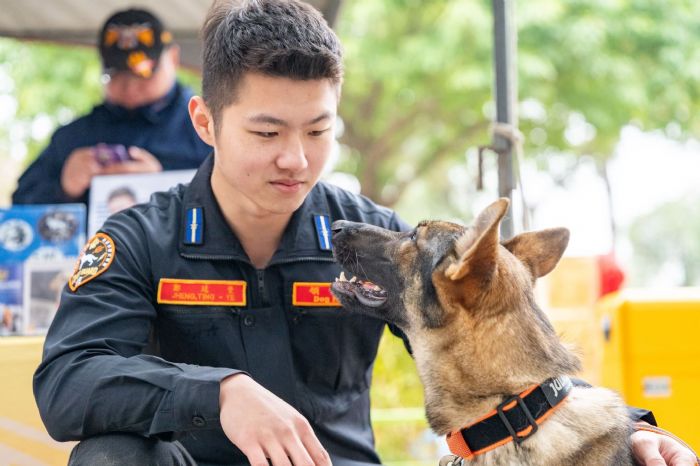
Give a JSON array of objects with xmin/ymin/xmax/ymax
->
[
  {"xmin": 331, "ymin": 220, "xmax": 350, "ymax": 233},
  {"xmin": 332, "ymin": 220, "xmax": 363, "ymax": 236}
]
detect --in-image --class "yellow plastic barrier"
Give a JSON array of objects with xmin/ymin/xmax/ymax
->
[
  {"xmin": 0, "ymin": 336, "xmax": 72, "ymax": 465},
  {"xmin": 598, "ymin": 289, "xmax": 700, "ymax": 451}
]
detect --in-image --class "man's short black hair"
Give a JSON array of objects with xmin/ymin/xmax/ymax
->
[{"xmin": 201, "ymin": 0, "xmax": 344, "ymax": 132}]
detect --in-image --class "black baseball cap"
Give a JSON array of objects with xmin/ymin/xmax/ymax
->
[{"xmin": 98, "ymin": 8, "xmax": 173, "ymax": 78}]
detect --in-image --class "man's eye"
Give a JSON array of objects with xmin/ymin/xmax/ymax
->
[
  {"xmin": 309, "ymin": 128, "xmax": 330, "ymax": 137},
  {"xmin": 254, "ymin": 131, "xmax": 278, "ymax": 138}
]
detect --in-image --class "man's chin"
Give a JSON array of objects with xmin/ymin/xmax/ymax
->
[{"xmin": 261, "ymin": 191, "xmax": 308, "ymax": 215}]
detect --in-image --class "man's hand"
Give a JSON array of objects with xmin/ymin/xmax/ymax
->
[
  {"xmin": 632, "ymin": 426, "xmax": 698, "ymax": 466},
  {"xmin": 219, "ymin": 374, "xmax": 331, "ymax": 466},
  {"xmin": 61, "ymin": 147, "xmax": 104, "ymax": 198},
  {"xmin": 101, "ymin": 146, "xmax": 162, "ymax": 175}
]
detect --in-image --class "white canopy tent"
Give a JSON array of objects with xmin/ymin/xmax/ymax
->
[{"xmin": 0, "ymin": 0, "xmax": 342, "ymax": 70}]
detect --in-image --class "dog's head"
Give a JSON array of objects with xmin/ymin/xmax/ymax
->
[
  {"xmin": 332, "ymin": 199, "xmax": 579, "ymax": 433},
  {"xmin": 331, "ymin": 198, "xmax": 569, "ymax": 333},
  {"xmin": 332, "ymin": 198, "xmax": 581, "ymax": 433}
]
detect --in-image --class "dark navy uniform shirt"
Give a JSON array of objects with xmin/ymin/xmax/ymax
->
[
  {"xmin": 12, "ymin": 82, "xmax": 210, "ymax": 207},
  {"xmin": 34, "ymin": 155, "xmax": 411, "ymax": 466}
]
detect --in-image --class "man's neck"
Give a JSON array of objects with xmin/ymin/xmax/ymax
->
[
  {"xmin": 230, "ymin": 214, "xmax": 290, "ymax": 269},
  {"xmin": 211, "ymin": 172, "xmax": 292, "ymax": 269}
]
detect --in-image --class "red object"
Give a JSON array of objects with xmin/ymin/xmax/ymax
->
[
  {"xmin": 597, "ymin": 253, "xmax": 625, "ymax": 297},
  {"xmin": 292, "ymin": 282, "xmax": 341, "ymax": 307},
  {"xmin": 157, "ymin": 279, "xmax": 247, "ymax": 306}
]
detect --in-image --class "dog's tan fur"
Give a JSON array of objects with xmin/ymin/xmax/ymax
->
[{"xmin": 331, "ymin": 199, "xmax": 632, "ymax": 465}]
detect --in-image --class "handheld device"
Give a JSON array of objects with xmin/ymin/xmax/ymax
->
[{"xmin": 93, "ymin": 144, "xmax": 131, "ymax": 167}]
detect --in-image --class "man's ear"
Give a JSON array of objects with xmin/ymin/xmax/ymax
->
[
  {"xmin": 188, "ymin": 96, "xmax": 215, "ymax": 147},
  {"xmin": 502, "ymin": 228, "xmax": 570, "ymax": 279},
  {"xmin": 444, "ymin": 198, "xmax": 509, "ymax": 281}
]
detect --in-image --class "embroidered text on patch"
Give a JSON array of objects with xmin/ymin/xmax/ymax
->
[
  {"xmin": 158, "ymin": 279, "xmax": 247, "ymax": 306},
  {"xmin": 293, "ymin": 282, "xmax": 341, "ymax": 307},
  {"xmin": 69, "ymin": 233, "xmax": 116, "ymax": 291}
]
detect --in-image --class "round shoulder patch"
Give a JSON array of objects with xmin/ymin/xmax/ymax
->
[{"xmin": 69, "ymin": 233, "xmax": 116, "ymax": 292}]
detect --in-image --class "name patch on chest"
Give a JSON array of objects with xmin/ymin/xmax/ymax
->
[
  {"xmin": 158, "ymin": 278, "xmax": 247, "ymax": 306},
  {"xmin": 292, "ymin": 282, "xmax": 341, "ymax": 307}
]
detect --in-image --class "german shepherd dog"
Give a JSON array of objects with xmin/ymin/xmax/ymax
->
[{"xmin": 331, "ymin": 199, "xmax": 633, "ymax": 465}]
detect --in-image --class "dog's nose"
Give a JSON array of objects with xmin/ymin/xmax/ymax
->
[{"xmin": 331, "ymin": 220, "xmax": 351, "ymax": 233}]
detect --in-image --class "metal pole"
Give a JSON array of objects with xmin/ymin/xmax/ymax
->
[
  {"xmin": 492, "ymin": 0, "xmax": 517, "ymax": 239},
  {"xmin": 323, "ymin": 0, "xmax": 343, "ymax": 28}
]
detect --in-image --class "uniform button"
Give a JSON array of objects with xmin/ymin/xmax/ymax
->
[
  {"xmin": 192, "ymin": 415, "xmax": 206, "ymax": 427},
  {"xmin": 243, "ymin": 315, "xmax": 255, "ymax": 327}
]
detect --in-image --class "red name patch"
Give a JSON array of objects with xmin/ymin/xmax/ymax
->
[
  {"xmin": 158, "ymin": 279, "xmax": 247, "ymax": 306},
  {"xmin": 292, "ymin": 282, "xmax": 341, "ymax": 307}
]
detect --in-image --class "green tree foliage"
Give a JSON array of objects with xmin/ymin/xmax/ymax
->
[
  {"xmin": 335, "ymin": 0, "xmax": 700, "ymax": 222},
  {"xmin": 627, "ymin": 195, "xmax": 700, "ymax": 286},
  {"xmin": 0, "ymin": 40, "xmax": 102, "ymax": 171}
]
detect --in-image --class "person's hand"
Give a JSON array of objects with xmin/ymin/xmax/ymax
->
[
  {"xmin": 101, "ymin": 146, "xmax": 162, "ymax": 175},
  {"xmin": 61, "ymin": 147, "xmax": 104, "ymax": 198},
  {"xmin": 631, "ymin": 425, "xmax": 698, "ymax": 466},
  {"xmin": 219, "ymin": 374, "xmax": 331, "ymax": 466}
]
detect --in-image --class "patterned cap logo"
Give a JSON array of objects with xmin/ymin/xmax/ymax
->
[{"xmin": 104, "ymin": 24, "xmax": 155, "ymax": 50}]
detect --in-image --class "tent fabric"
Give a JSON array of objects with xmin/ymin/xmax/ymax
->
[{"xmin": 0, "ymin": 0, "xmax": 339, "ymax": 70}]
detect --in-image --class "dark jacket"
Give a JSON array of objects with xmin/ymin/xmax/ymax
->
[
  {"xmin": 12, "ymin": 82, "xmax": 210, "ymax": 207},
  {"xmin": 34, "ymin": 155, "xmax": 410, "ymax": 465}
]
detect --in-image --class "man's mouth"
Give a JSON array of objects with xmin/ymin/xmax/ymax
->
[
  {"xmin": 331, "ymin": 271, "xmax": 387, "ymax": 307},
  {"xmin": 270, "ymin": 179, "xmax": 304, "ymax": 193}
]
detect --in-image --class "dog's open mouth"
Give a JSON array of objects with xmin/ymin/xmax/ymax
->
[{"xmin": 332, "ymin": 271, "xmax": 388, "ymax": 307}]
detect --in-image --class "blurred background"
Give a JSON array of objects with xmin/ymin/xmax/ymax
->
[{"xmin": 1, "ymin": 0, "xmax": 700, "ymax": 464}]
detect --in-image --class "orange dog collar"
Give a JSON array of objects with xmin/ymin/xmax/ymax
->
[{"xmin": 446, "ymin": 376, "xmax": 572, "ymax": 460}]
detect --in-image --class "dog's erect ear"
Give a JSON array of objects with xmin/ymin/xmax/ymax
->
[
  {"xmin": 502, "ymin": 228, "xmax": 570, "ymax": 278},
  {"xmin": 445, "ymin": 198, "xmax": 509, "ymax": 281}
]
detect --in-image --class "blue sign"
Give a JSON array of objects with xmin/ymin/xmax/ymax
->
[{"xmin": 0, "ymin": 204, "xmax": 86, "ymax": 262}]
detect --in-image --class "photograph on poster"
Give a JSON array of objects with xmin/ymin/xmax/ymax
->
[
  {"xmin": 22, "ymin": 258, "xmax": 76, "ymax": 335},
  {"xmin": 88, "ymin": 170, "xmax": 196, "ymax": 235}
]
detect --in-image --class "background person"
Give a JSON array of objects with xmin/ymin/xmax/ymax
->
[{"xmin": 12, "ymin": 8, "xmax": 211, "ymax": 207}]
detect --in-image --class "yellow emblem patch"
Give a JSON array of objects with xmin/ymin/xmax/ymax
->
[{"xmin": 69, "ymin": 233, "xmax": 116, "ymax": 292}]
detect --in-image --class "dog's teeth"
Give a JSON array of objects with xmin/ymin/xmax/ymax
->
[
  {"xmin": 339, "ymin": 271, "xmax": 347, "ymax": 281},
  {"xmin": 349, "ymin": 276, "xmax": 357, "ymax": 283}
]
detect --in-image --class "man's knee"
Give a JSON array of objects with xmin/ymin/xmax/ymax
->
[{"xmin": 68, "ymin": 433, "xmax": 196, "ymax": 466}]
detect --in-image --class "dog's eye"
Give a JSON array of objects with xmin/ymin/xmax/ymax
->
[{"xmin": 410, "ymin": 229, "xmax": 418, "ymax": 242}]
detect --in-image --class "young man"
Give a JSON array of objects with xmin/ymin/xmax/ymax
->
[
  {"xmin": 12, "ymin": 8, "xmax": 210, "ymax": 207},
  {"xmin": 34, "ymin": 1, "xmax": 697, "ymax": 465}
]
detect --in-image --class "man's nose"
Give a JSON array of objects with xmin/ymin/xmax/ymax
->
[{"xmin": 276, "ymin": 136, "xmax": 308, "ymax": 172}]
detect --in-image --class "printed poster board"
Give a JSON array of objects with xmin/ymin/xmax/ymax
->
[{"xmin": 88, "ymin": 170, "xmax": 196, "ymax": 235}]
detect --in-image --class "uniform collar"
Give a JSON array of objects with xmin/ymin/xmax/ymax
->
[
  {"xmin": 103, "ymin": 82, "xmax": 180, "ymax": 124},
  {"xmin": 179, "ymin": 154, "xmax": 334, "ymax": 264}
]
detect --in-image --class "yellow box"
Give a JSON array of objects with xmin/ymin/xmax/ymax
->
[
  {"xmin": 540, "ymin": 256, "xmax": 604, "ymax": 385},
  {"xmin": 0, "ymin": 336, "xmax": 72, "ymax": 465},
  {"xmin": 598, "ymin": 289, "xmax": 700, "ymax": 451}
]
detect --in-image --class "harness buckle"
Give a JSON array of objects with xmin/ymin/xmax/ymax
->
[{"xmin": 495, "ymin": 394, "xmax": 538, "ymax": 444}]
